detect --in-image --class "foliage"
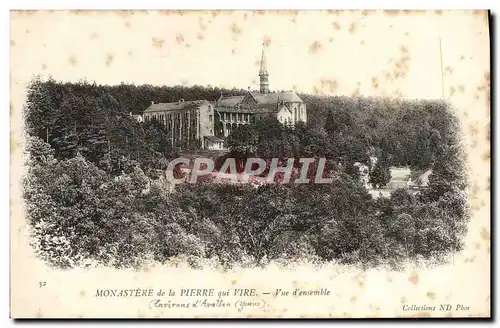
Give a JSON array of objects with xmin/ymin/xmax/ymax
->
[
  {"xmin": 300, "ymin": 94, "xmax": 458, "ymax": 170},
  {"xmin": 22, "ymin": 78, "xmax": 469, "ymax": 269},
  {"xmin": 24, "ymin": 78, "xmax": 248, "ymax": 177},
  {"xmin": 369, "ymin": 158, "xmax": 391, "ymax": 188}
]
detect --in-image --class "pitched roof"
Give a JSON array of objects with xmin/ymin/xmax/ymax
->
[
  {"xmin": 216, "ymin": 96, "xmax": 245, "ymax": 107},
  {"xmin": 214, "ymin": 103, "xmax": 278, "ymax": 114},
  {"xmin": 416, "ymin": 169, "xmax": 433, "ymax": 186},
  {"xmin": 214, "ymin": 107, "xmax": 259, "ymax": 113},
  {"xmin": 144, "ymin": 100, "xmax": 209, "ymax": 113},
  {"xmin": 389, "ymin": 167, "xmax": 411, "ymax": 182},
  {"xmin": 251, "ymin": 91, "xmax": 303, "ymax": 104},
  {"xmin": 215, "ymin": 91, "xmax": 303, "ymax": 112}
]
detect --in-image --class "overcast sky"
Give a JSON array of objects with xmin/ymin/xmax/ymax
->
[{"xmin": 10, "ymin": 10, "xmax": 489, "ymax": 101}]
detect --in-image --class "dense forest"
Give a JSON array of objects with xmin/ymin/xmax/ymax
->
[{"xmin": 23, "ymin": 77, "xmax": 469, "ymax": 269}]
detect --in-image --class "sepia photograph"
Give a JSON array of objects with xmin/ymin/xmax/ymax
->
[{"xmin": 9, "ymin": 8, "xmax": 491, "ymax": 318}]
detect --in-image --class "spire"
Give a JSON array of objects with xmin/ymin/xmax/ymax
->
[
  {"xmin": 259, "ymin": 43, "xmax": 268, "ymax": 76},
  {"xmin": 259, "ymin": 43, "xmax": 270, "ymax": 93}
]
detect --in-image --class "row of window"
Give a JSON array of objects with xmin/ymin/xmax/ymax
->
[
  {"xmin": 168, "ymin": 133, "xmax": 198, "ymax": 142},
  {"xmin": 220, "ymin": 112, "xmax": 251, "ymax": 123},
  {"xmin": 146, "ymin": 106, "xmax": 305, "ymax": 126},
  {"xmin": 294, "ymin": 107, "xmax": 305, "ymax": 121},
  {"xmin": 164, "ymin": 118, "xmax": 198, "ymax": 128},
  {"xmin": 146, "ymin": 112, "xmax": 199, "ymax": 127},
  {"xmin": 146, "ymin": 111, "xmax": 196, "ymax": 123},
  {"xmin": 280, "ymin": 117, "xmax": 296, "ymax": 125}
]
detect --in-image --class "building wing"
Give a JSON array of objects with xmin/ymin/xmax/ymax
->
[{"xmin": 143, "ymin": 100, "xmax": 208, "ymax": 113}]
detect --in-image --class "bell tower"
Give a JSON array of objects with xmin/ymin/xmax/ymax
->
[{"xmin": 259, "ymin": 43, "xmax": 269, "ymax": 94}]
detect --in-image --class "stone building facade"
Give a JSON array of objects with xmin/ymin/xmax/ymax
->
[
  {"xmin": 143, "ymin": 44, "xmax": 307, "ymax": 149},
  {"xmin": 213, "ymin": 90, "xmax": 307, "ymax": 138},
  {"xmin": 143, "ymin": 99, "xmax": 216, "ymax": 149}
]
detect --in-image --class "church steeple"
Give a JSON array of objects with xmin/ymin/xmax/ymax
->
[{"xmin": 259, "ymin": 43, "xmax": 269, "ymax": 94}]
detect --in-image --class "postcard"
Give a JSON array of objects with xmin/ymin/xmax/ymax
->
[{"xmin": 10, "ymin": 9, "xmax": 491, "ymax": 318}]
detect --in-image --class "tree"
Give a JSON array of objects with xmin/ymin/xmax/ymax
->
[
  {"xmin": 22, "ymin": 77, "xmax": 469, "ymax": 269},
  {"xmin": 237, "ymin": 184, "xmax": 296, "ymax": 263},
  {"xmin": 25, "ymin": 135, "xmax": 56, "ymax": 165},
  {"xmin": 390, "ymin": 213, "xmax": 415, "ymax": 257},
  {"xmin": 369, "ymin": 158, "xmax": 391, "ymax": 189},
  {"xmin": 225, "ymin": 124, "xmax": 259, "ymax": 157},
  {"xmin": 144, "ymin": 119, "xmax": 172, "ymax": 156},
  {"xmin": 422, "ymin": 143, "xmax": 466, "ymax": 202},
  {"xmin": 23, "ymin": 152, "xmax": 109, "ymax": 267},
  {"xmin": 324, "ymin": 109, "xmax": 336, "ymax": 135},
  {"xmin": 390, "ymin": 188, "xmax": 416, "ymax": 207}
]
